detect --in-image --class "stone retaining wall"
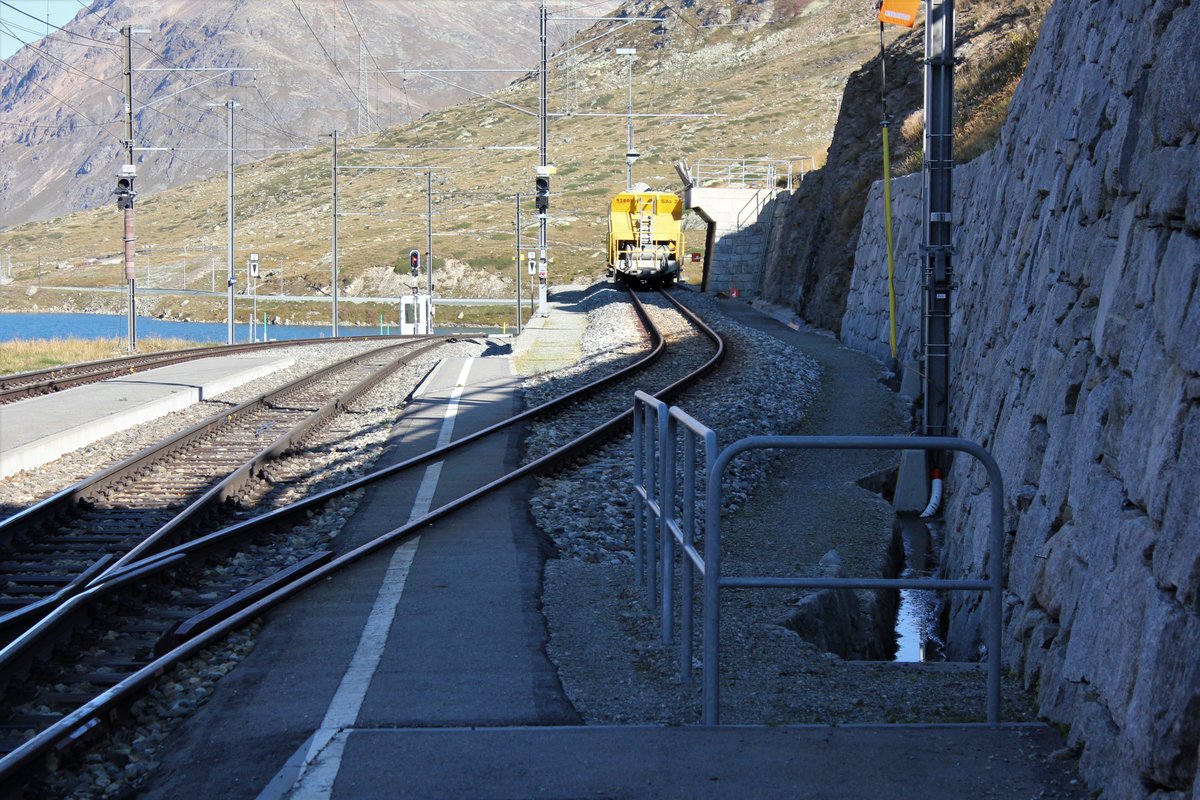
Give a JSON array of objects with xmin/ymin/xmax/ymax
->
[
  {"xmin": 841, "ymin": 172, "xmax": 923, "ymax": 367},
  {"xmin": 841, "ymin": 0, "xmax": 1199, "ymax": 795}
]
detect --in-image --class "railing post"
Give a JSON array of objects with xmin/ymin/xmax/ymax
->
[
  {"xmin": 647, "ymin": 399, "xmax": 666, "ymax": 609},
  {"xmin": 703, "ymin": 462, "xmax": 722, "ymax": 725},
  {"xmin": 661, "ymin": 414, "xmax": 678, "ymax": 642},
  {"xmin": 986, "ymin": 452, "xmax": 1005, "ymax": 724},
  {"xmin": 678, "ymin": 427, "xmax": 694, "ymax": 676},
  {"xmin": 632, "ymin": 396, "xmax": 645, "ymax": 590}
]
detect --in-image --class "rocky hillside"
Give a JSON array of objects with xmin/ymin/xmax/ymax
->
[
  {"xmin": 759, "ymin": 0, "xmax": 1048, "ymax": 333},
  {"xmin": 0, "ymin": 0, "xmax": 617, "ymax": 226},
  {"xmin": 843, "ymin": 0, "xmax": 1199, "ymax": 796}
]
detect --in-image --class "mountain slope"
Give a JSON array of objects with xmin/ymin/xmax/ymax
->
[
  {"xmin": 0, "ymin": 0, "xmax": 616, "ymax": 226},
  {"xmin": 0, "ymin": 0, "xmax": 889, "ymax": 326}
]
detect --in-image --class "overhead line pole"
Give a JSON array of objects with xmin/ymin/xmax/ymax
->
[
  {"xmin": 205, "ymin": 96, "xmax": 240, "ymax": 344},
  {"xmin": 617, "ymin": 47, "xmax": 637, "ymax": 189},
  {"xmin": 223, "ymin": 101, "xmax": 239, "ymax": 344},
  {"xmin": 331, "ymin": 129, "xmax": 340, "ymax": 338},
  {"xmin": 426, "ymin": 169, "xmax": 433, "ymax": 334},
  {"xmin": 515, "ymin": 192, "xmax": 522, "ymax": 335},
  {"xmin": 537, "ymin": 0, "xmax": 549, "ymax": 316},
  {"xmin": 922, "ymin": 0, "xmax": 954, "ymax": 446},
  {"xmin": 122, "ymin": 25, "xmax": 137, "ymax": 352}
]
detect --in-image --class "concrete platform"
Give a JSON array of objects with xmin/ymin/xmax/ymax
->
[
  {"xmin": 309, "ymin": 724, "xmax": 1083, "ymax": 799},
  {"xmin": 511, "ymin": 286, "xmax": 591, "ymax": 375},
  {"xmin": 0, "ymin": 355, "xmax": 292, "ymax": 478}
]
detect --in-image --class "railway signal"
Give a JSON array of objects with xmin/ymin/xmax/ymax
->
[
  {"xmin": 409, "ymin": 249, "xmax": 420, "ymax": 278},
  {"xmin": 114, "ymin": 166, "xmax": 136, "ymax": 210},
  {"xmin": 535, "ymin": 173, "xmax": 550, "ymax": 213}
]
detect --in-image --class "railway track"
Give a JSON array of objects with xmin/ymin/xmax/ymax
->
[
  {"xmin": 0, "ymin": 288, "xmax": 724, "ymax": 792},
  {"xmin": 0, "ymin": 334, "xmax": 412, "ymax": 405},
  {"xmin": 0, "ymin": 337, "xmax": 445, "ymax": 646}
]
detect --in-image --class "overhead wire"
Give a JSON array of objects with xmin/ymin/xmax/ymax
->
[
  {"xmin": 0, "ymin": 0, "xmax": 117, "ymax": 48},
  {"xmin": 0, "ymin": 17, "xmax": 112, "ymax": 50},
  {"xmin": 0, "ymin": 40, "xmax": 124, "ymax": 143},
  {"xmin": 5, "ymin": 0, "xmax": 312, "ymax": 186},
  {"xmin": 288, "ymin": 0, "xmax": 366, "ymax": 125},
  {"xmin": 73, "ymin": 0, "xmax": 317, "ymax": 150},
  {"xmin": 0, "ymin": 28, "xmax": 219, "ymax": 172},
  {"xmin": 3, "ymin": 32, "xmax": 226, "ymax": 154}
]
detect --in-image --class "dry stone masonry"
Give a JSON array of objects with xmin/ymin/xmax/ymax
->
[{"xmin": 842, "ymin": 1, "xmax": 1199, "ymax": 795}]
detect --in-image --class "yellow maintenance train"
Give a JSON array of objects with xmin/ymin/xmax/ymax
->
[{"xmin": 606, "ymin": 183, "xmax": 683, "ymax": 284}]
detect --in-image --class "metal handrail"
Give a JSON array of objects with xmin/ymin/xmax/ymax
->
[
  {"xmin": 693, "ymin": 157, "xmax": 794, "ymax": 191},
  {"xmin": 632, "ymin": 397, "xmax": 1007, "ymax": 727}
]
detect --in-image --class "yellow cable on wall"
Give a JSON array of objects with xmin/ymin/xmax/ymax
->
[{"xmin": 882, "ymin": 118, "xmax": 898, "ymax": 361}]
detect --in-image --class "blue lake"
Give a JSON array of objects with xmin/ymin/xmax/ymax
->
[{"xmin": 0, "ymin": 313, "xmax": 452, "ymax": 344}]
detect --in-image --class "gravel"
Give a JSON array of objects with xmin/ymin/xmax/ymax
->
[{"xmin": 0, "ymin": 340, "xmax": 436, "ymax": 509}]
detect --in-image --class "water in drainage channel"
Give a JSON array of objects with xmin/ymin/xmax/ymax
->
[{"xmin": 892, "ymin": 514, "xmax": 947, "ymax": 663}]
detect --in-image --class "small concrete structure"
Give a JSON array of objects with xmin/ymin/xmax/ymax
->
[
  {"xmin": 684, "ymin": 186, "xmax": 784, "ymax": 297},
  {"xmin": 0, "ymin": 355, "xmax": 292, "ymax": 478},
  {"xmin": 398, "ymin": 293, "xmax": 432, "ymax": 335},
  {"xmin": 676, "ymin": 157, "xmax": 796, "ymax": 297},
  {"xmin": 894, "ymin": 449, "xmax": 930, "ymax": 513}
]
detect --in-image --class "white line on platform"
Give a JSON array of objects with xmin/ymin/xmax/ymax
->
[{"xmin": 260, "ymin": 359, "xmax": 475, "ymax": 800}]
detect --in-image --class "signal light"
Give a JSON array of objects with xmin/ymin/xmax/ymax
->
[
  {"xmin": 114, "ymin": 176, "xmax": 135, "ymax": 210},
  {"xmin": 409, "ymin": 249, "xmax": 420, "ymax": 278},
  {"xmin": 535, "ymin": 176, "xmax": 549, "ymax": 213}
]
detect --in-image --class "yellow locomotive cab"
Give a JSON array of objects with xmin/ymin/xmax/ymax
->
[{"xmin": 606, "ymin": 185, "xmax": 684, "ymax": 284}]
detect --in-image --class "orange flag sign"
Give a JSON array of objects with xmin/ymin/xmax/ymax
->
[{"xmin": 878, "ymin": 0, "xmax": 920, "ymax": 27}]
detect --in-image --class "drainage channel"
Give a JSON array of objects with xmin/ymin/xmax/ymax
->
[{"xmin": 892, "ymin": 514, "xmax": 947, "ymax": 663}]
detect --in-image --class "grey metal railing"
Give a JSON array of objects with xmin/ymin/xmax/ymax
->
[
  {"xmin": 632, "ymin": 392, "xmax": 1006, "ymax": 726},
  {"xmin": 694, "ymin": 157, "xmax": 794, "ymax": 191},
  {"xmin": 632, "ymin": 391, "xmax": 668, "ymax": 606}
]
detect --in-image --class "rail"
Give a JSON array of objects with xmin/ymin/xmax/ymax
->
[
  {"xmin": 0, "ymin": 333, "xmax": 439, "ymax": 405},
  {"xmin": 632, "ymin": 393, "xmax": 1006, "ymax": 726}
]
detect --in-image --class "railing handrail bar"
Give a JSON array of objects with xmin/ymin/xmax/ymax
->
[{"xmin": 704, "ymin": 434, "xmax": 1005, "ymax": 726}]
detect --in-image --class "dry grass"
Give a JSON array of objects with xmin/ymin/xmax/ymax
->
[
  {"xmin": 900, "ymin": 110, "xmax": 924, "ymax": 145},
  {"xmin": 895, "ymin": 18, "xmax": 1043, "ymax": 176},
  {"xmin": 955, "ymin": 28, "xmax": 1040, "ymax": 163},
  {"xmin": 0, "ymin": 337, "xmax": 204, "ymax": 377}
]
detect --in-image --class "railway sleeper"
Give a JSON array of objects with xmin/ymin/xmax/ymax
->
[
  {"xmin": 23, "ymin": 536, "xmax": 130, "ymax": 547},
  {"xmin": 153, "ymin": 550, "xmax": 332, "ymax": 658},
  {"xmin": 4, "ymin": 575, "xmax": 74, "ymax": 587},
  {"xmin": 0, "ymin": 556, "xmax": 97, "ymax": 567},
  {"xmin": 0, "ymin": 713, "xmax": 63, "ymax": 736},
  {"xmin": 37, "ymin": 690, "xmax": 109, "ymax": 706}
]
